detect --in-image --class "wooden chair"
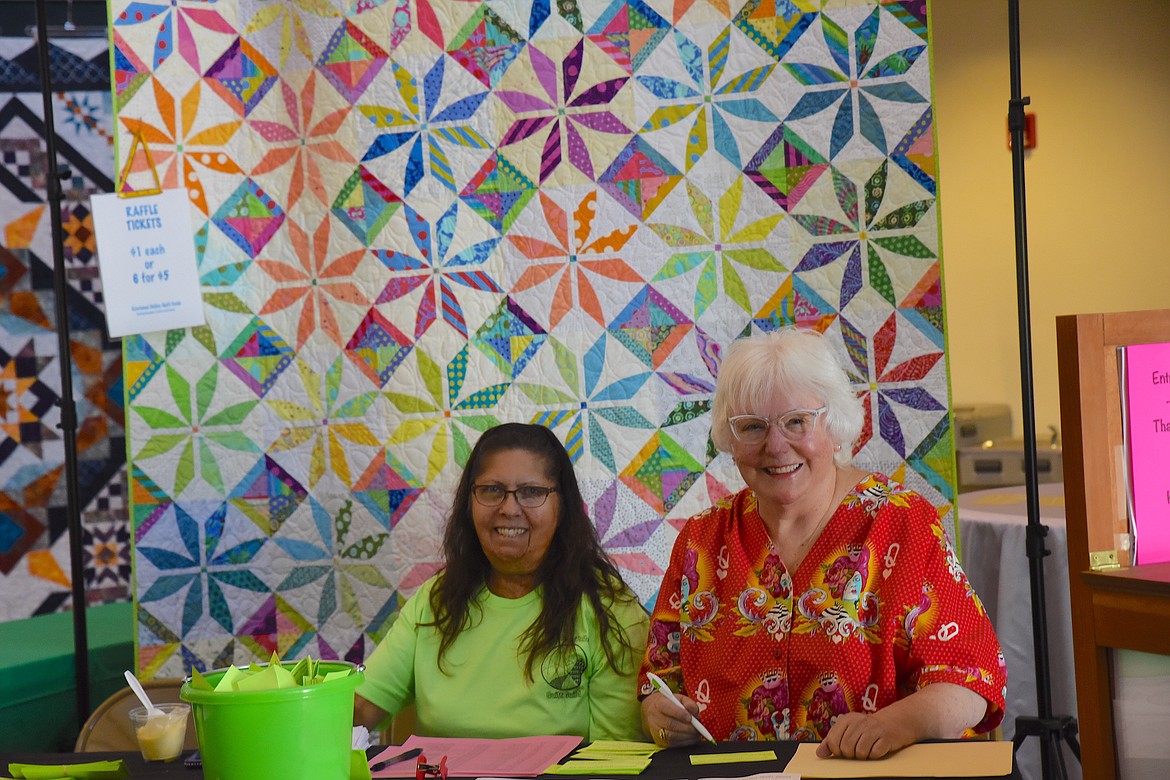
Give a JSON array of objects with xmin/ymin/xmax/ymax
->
[
  {"xmin": 75, "ymin": 677, "xmax": 198, "ymax": 752},
  {"xmin": 1056, "ymin": 308, "xmax": 1170, "ymax": 779},
  {"xmin": 379, "ymin": 702, "xmax": 416, "ymax": 745}
]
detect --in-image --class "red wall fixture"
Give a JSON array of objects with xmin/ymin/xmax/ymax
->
[{"xmin": 1007, "ymin": 112, "xmax": 1037, "ymax": 150}]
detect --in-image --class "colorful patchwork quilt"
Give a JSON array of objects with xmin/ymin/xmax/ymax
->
[
  {"xmin": 0, "ymin": 36, "xmax": 126, "ymax": 620},
  {"xmin": 108, "ymin": 0, "xmax": 955, "ymax": 677}
]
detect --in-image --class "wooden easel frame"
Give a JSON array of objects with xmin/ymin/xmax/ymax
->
[{"xmin": 1055, "ymin": 309, "xmax": 1170, "ymax": 779}]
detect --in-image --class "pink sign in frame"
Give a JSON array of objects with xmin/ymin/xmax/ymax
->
[{"xmin": 1124, "ymin": 342, "xmax": 1170, "ymax": 565}]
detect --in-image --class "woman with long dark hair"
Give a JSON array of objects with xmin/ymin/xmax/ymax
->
[{"xmin": 355, "ymin": 423, "xmax": 648, "ymax": 741}]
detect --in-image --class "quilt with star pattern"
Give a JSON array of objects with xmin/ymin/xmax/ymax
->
[{"xmin": 107, "ymin": 0, "xmax": 955, "ymax": 678}]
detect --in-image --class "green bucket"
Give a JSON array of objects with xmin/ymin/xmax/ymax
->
[{"xmin": 180, "ymin": 661, "xmax": 363, "ymax": 780}]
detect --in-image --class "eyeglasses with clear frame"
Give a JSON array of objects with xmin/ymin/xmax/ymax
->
[
  {"xmin": 471, "ymin": 484, "xmax": 557, "ymax": 508},
  {"xmin": 727, "ymin": 407, "xmax": 827, "ymax": 445}
]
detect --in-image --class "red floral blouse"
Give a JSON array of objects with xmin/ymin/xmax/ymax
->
[{"xmin": 639, "ymin": 473, "xmax": 1006, "ymax": 741}]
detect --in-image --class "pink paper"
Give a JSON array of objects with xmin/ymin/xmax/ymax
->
[
  {"xmin": 1125, "ymin": 342, "xmax": 1170, "ymax": 564},
  {"xmin": 370, "ymin": 734, "xmax": 583, "ymax": 778}
]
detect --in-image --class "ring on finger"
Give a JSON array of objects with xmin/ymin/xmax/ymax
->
[{"xmin": 658, "ymin": 727, "xmax": 667, "ymax": 744}]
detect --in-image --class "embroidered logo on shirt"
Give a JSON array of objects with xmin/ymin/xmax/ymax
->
[{"xmin": 542, "ymin": 643, "xmax": 587, "ymax": 697}]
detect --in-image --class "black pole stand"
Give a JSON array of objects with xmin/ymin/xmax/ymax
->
[
  {"xmin": 1004, "ymin": 2, "xmax": 1080, "ymax": 778},
  {"xmin": 32, "ymin": 0, "xmax": 92, "ymax": 728}
]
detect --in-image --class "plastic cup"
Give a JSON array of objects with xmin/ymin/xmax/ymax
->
[{"xmin": 129, "ymin": 703, "xmax": 190, "ymax": 762}]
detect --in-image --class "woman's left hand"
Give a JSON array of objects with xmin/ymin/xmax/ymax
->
[
  {"xmin": 814, "ymin": 682, "xmax": 988, "ymax": 760},
  {"xmin": 815, "ymin": 710, "xmax": 915, "ymax": 760}
]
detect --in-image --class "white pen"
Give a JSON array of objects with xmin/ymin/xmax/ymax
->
[{"xmin": 646, "ymin": 672, "xmax": 716, "ymax": 743}]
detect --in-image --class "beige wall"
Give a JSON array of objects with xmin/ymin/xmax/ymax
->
[{"xmin": 932, "ymin": 0, "xmax": 1170, "ymax": 441}]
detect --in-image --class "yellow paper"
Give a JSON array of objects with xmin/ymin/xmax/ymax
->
[
  {"xmin": 271, "ymin": 662, "xmax": 296, "ymax": 688},
  {"xmin": 783, "ymin": 741, "xmax": 1013, "ymax": 778},
  {"xmin": 573, "ymin": 741, "xmax": 660, "ymax": 757},
  {"xmin": 546, "ymin": 757, "xmax": 652, "ymax": 775},
  {"xmin": 188, "ymin": 667, "xmax": 213, "ymax": 691},
  {"xmin": 7, "ymin": 760, "xmax": 128, "ymax": 779},
  {"xmin": 214, "ymin": 665, "xmax": 247, "ymax": 691},
  {"xmin": 205, "ymin": 655, "xmax": 350, "ymax": 692},
  {"xmin": 690, "ymin": 751, "xmax": 777, "ymax": 765},
  {"xmin": 288, "ymin": 656, "xmax": 310, "ymax": 682},
  {"xmin": 235, "ymin": 663, "xmax": 279, "ymax": 691}
]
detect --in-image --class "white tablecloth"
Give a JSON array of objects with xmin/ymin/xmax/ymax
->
[{"xmin": 958, "ymin": 482, "xmax": 1080, "ymax": 780}]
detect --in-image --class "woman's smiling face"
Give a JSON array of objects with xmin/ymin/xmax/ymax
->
[
  {"xmin": 471, "ymin": 448, "xmax": 560, "ymax": 597},
  {"xmin": 729, "ymin": 388, "xmax": 838, "ymax": 519}
]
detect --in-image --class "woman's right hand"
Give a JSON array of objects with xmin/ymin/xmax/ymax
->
[{"xmin": 640, "ymin": 690, "xmax": 704, "ymax": 748}]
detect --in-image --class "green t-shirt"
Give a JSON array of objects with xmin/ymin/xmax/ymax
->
[{"xmin": 358, "ymin": 574, "xmax": 648, "ymax": 742}]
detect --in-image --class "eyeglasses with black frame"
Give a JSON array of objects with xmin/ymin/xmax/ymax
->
[
  {"xmin": 728, "ymin": 407, "xmax": 827, "ymax": 445},
  {"xmin": 471, "ymin": 484, "xmax": 558, "ymax": 508}
]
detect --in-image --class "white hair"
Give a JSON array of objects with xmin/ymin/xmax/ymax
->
[{"xmin": 710, "ymin": 328, "xmax": 864, "ymax": 465}]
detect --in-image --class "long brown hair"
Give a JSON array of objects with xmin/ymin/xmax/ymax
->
[{"xmin": 427, "ymin": 423, "xmax": 641, "ymax": 679}]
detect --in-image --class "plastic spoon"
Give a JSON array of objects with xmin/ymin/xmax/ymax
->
[{"xmin": 124, "ymin": 670, "xmax": 165, "ymax": 719}]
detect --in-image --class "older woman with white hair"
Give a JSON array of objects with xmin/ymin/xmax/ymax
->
[{"xmin": 639, "ymin": 327, "xmax": 1005, "ymax": 759}]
